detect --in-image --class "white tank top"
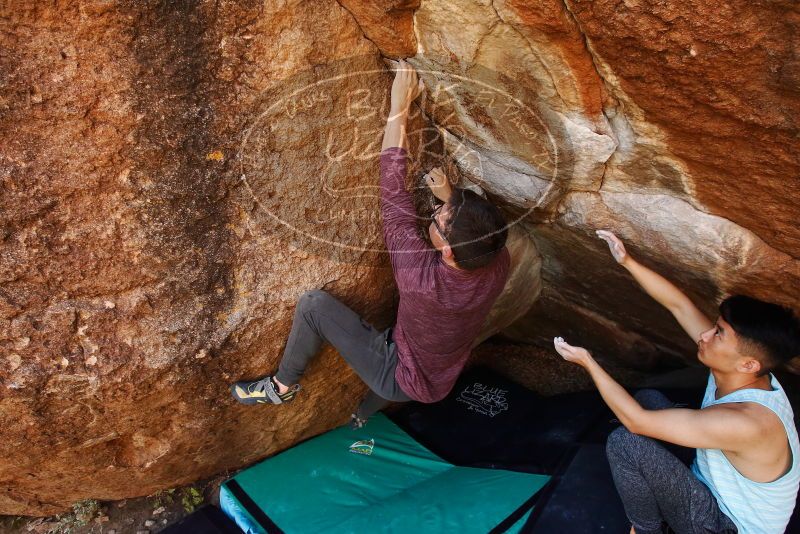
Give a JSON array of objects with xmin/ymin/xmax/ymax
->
[{"xmin": 691, "ymin": 373, "xmax": 800, "ymax": 534}]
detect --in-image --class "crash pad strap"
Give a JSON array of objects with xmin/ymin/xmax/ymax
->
[
  {"xmin": 224, "ymin": 480, "xmax": 284, "ymax": 534},
  {"xmin": 521, "ymin": 443, "xmax": 581, "ymax": 530},
  {"xmin": 490, "ymin": 485, "xmax": 546, "ymax": 533}
]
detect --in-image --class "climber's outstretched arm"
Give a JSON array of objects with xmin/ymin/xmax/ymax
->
[
  {"xmin": 382, "ymin": 59, "xmax": 423, "ymax": 151},
  {"xmin": 596, "ymin": 230, "xmax": 713, "ymax": 343},
  {"xmin": 379, "ymin": 60, "xmax": 434, "ymax": 279}
]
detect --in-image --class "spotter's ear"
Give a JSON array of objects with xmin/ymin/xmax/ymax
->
[{"xmin": 737, "ymin": 357, "xmax": 762, "ymax": 375}]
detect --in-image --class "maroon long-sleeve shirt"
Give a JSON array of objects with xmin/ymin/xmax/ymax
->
[{"xmin": 380, "ymin": 147, "xmax": 510, "ymax": 403}]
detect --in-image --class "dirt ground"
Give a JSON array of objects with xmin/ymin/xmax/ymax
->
[{"xmin": 0, "ymin": 476, "xmax": 227, "ymax": 534}]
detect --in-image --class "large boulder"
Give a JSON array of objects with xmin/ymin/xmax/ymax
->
[
  {"xmin": 2, "ymin": 0, "xmax": 798, "ymax": 516},
  {"xmin": 0, "ymin": 0, "xmax": 538, "ymax": 515},
  {"xmin": 403, "ymin": 0, "xmax": 799, "ymax": 368}
]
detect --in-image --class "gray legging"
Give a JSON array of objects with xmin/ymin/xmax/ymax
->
[
  {"xmin": 274, "ymin": 290, "xmax": 411, "ymax": 419},
  {"xmin": 606, "ymin": 389, "xmax": 738, "ymax": 534}
]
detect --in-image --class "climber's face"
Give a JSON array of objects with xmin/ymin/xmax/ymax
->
[{"xmin": 429, "ymin": 203, "xmax": 450, "ymax": 252}]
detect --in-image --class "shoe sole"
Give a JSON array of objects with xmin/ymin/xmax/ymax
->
[{"xmin": 230, "ymin": 382, "xmax": 267, "ymax": 405}]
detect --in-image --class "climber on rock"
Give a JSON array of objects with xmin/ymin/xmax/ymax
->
[
  {"xmin": 553, "ymin": 230, "xmax": 800, "ymax": 534},
  {"xmin": 230, "ymin": 60, "xmax": 511, "ymax": 428}
]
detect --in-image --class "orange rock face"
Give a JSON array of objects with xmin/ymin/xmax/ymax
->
[
  {"xmin": 337, "ymin": 0, "xmax": 420, "ymax": 57},
  {"xmin": 408, "ymin": 0, "xmax": 799, "ymax": 373},
  {"xmin": 565, "ymin": 0, "xmax": 800, "ymax": 254},
  {"xmin": 0, "ymin": 0, "xmax": 540, "ymax": 515}
]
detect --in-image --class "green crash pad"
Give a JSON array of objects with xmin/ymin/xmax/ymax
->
[{"xmin": 220, "ymin": 413, "xmax": 550, "ymax": 533}]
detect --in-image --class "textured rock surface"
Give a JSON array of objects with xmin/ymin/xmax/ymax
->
[
  {"xmin": 337, "ymin": 0, "xmax": 419, "ymax": 57},
  {"xmin": 507, "ymin": 192, "xmax": 800, "ymax": 368},
  {"xmin": 408, "ymin": 0, "xmax": 800, "ymax": 370},
  {"xmin": 1, "ymin": 0, "xmax": 799, "ymax": 516},
  {"xmin": 0, "ymin": 0, "xmax": 537, "ymax": 515},
  {"xmin": 567, "ymin": 0, "xmax": 800, "ymax": 254},
  {"xmin": 477, "ymin": 226, "xmax": 542, "ymax": 344},
  {"xmin": 471, "ymin": 340, "xmax": 648, "ymax": 397}
]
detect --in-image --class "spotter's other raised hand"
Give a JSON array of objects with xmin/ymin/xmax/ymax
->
[{"xmin": 596, "ymin": 230, "xmax": 628, "ymax": 265}]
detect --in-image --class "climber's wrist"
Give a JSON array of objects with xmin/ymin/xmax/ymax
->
[{"xmin": 388, "ymin": 104, "xmax": 409, "ymax": 120}]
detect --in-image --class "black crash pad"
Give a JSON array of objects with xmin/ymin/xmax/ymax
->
[
  {"xmin": 388, "ymin": 367, "xmax": 611, "ymax": 474},
  {"xmin": 160, "ymin": 504, "xmax": 241, "ymax": 534}
]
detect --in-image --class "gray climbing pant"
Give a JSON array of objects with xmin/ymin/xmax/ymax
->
[
  {"xmin": 606, "ymin": 389, "xmax": 738, "ymax": 534},
  {"xmin": 274, "ymin": 289, "xmax": 411, "ymax": 419}
]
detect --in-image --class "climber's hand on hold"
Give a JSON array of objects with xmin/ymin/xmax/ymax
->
[
  {"xmin": 596, "ymin": 230, "xmax": 628, "ymax": 265},
  {"xmin": 383, "ymin": 59, "xmax": 423, "ymax": 150},
  {"xmin": 553, "ymin": 337, "xmax": 593, "ymax": 368},
  {"xmin": 424, "ymin": 167, "xmax": 453, "ymax": 203},
  {"xmin": 390, "ymin": 59, "xmax": 424, "ymax": 116}
]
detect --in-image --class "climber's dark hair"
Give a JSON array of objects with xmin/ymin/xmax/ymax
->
[
  {"xmin": 442, "ymin": 189, "xmax": 507, "ymax": 270},
  {"xmin": 719, "ymin": 295, "xmax": 800, "ymax": 375}
]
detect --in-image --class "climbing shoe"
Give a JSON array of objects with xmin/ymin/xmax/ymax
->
[
  {"xmin": 349, "ymin": 413, "xmax": 368, "ymax": 430},
  {"xmin": 230, "ymin": 375, "xmax": 300, "ymax": 405}
]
